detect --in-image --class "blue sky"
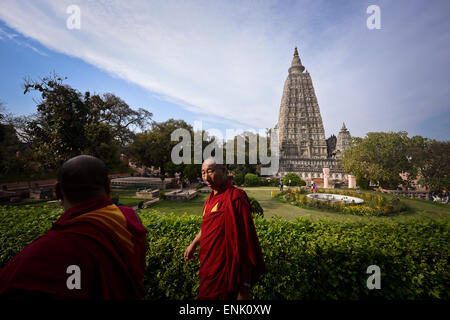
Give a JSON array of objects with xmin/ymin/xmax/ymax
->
[{"xmin": 0, "ymin": 0, "xmax": 449, "ymax": 140}]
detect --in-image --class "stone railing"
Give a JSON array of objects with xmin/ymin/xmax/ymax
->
[
  {"xmin": 111, "ymin": 177, "xmax": 167, "ymax": 190},
  {"xmin": 165, "ymin": 190, "xmax": 199, "ymax": 201},
  {"xmin": 135, "ymin": 189, "xmax": 159, "ymax": 199},
  {"xmin": 378, "ymin": 188, "xmax": 429, "ymax": 200}
]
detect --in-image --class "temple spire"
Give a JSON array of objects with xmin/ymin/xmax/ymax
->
[{"xmin": 289, "ymin": 46, "xmax": 305, "ymax": 74}]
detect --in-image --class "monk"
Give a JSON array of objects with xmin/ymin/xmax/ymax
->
[
  {"xmin": 0, "ymin": 155, "xmax": 147, "ymax": 299},
  {"xmin": 184, "ymin": 158, "xmax": 265, "ymax": 300}
]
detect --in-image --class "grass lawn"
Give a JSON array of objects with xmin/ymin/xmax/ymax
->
[
  {"xmin": 244, "ymin": 187, "xmax": 449, "ymax": 223},
  {"xmin": 146, "ymin": 193, "xmax": 208, "ymax": 216},
  {"xmin": 2, "ymin": 186, "xmax": 447, "ymax": 224},
  {"xmin": 112, "ymin": 188, "xmax": 148, "ymax": 207},
  {"xmin": 142, "ymin": 187, "xmax": 449, "ymax": 224}
]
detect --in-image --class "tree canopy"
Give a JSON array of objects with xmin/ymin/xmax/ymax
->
[
  {"xmin": 129, "ymin": 119, "xmax": 193, "ymax": 180},
  {"xmin": 19, "ymin": 75, "xmax": 152, "ymax": 171},
  {"xmin": 282, "ymin": 173, "xmax": 306, "ymax": 186},
  {"xmin": 340, "ymin": 131, "xmax": 449, "ymax": 191}
]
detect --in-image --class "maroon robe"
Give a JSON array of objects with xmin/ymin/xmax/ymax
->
[
  {"xmin": 198, "ymin": 179, "xmax": 265, "ymax": 299},
  {"xmin": 0, "ymin": 197, "xmax": 147, "ymax": 299}
]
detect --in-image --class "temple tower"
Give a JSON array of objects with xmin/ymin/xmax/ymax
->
[
  {"xmin": 334, "ymin": 122, "xmax": 351, "ymax": 159},
  {"xmin": 276, "ymin": 47, "xmax": 347, "ymax": 181},
  {"xmin": 277, "ymin": 47, "xmax": 328, "ymax": 159}
]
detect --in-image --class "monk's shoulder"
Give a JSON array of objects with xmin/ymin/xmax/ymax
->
[
  {"xmin": 230, "ymin": 186, "xmax": 249, "ymax": 202},
  {"xmin": 23, "ymin": 228, "xmax": 99, "ymax": 262}
]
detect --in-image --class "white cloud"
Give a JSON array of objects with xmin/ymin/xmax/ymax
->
[
  {"xmin": 0, "ymin": 26, "xmax": 49, "ymax": 56},
  {"xmin": 0, "ymin": 0, "xmax": 448, "ymax": 139}
]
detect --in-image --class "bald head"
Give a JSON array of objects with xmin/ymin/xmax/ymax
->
[{"xmin": 57, "ymin": 155, "xmax": 110, "ymax": 203}]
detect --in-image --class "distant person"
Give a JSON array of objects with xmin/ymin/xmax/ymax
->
[
  {"xmin": 313, "ymin": 182, "xmax": 318, "ymax": 193},
  {"xmin": 184, "ymin": 158, "xmax": 265, "ymax": 300},
  {"xmin": 0, "ymin": 155, "xmax": 147, "ymax": 299},
  {"xmin": 279, "ymin": 180, "xmax": 283, "ymax": 191},
  {"xmin": 112, "ymin": 196, "xmax": 123, "ymax": 207}
]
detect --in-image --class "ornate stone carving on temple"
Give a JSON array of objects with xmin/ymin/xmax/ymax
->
[{"xmin": 275, "ymin": 48, "xmax": 351, "ymax": 181}]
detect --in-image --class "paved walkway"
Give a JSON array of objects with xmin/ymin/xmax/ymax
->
[{"xmin": 2, "ymin": 173, "xmax": 132, "ymax": 191}]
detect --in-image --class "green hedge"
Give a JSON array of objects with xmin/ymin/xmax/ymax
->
[
  {"xmin": 0, "ymin": 206, "xmax": 448, "ymax": 300},
  {"xmin": 244, "ymin": 173, "xmax": 260, "ymax": 186},
  {"xmin": 140, "ymin": 211, "xmax": 449, "ymax": 300},
  {"xmin": 233, "ymin": 173, "xmax": 244, "ymax": 186},
  {"xmin": 248, "ymin": 196, "xmax": 264, "ymax": 218}
]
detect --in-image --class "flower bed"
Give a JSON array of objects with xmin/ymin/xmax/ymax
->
[{"xmin": 277, "ymin": 188, "xmax": 407, "ymax": 216}]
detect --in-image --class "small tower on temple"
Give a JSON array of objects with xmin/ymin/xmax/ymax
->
[{"xmin": 334, "ymin": 123, "xmax": 351, "ymax": 159}]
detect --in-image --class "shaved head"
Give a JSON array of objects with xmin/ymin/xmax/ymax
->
[{"xmin": 57, "ymin": 155, "xmax": 109, "ymax": 203}]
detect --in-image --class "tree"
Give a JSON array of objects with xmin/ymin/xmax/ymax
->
[
  {"xmin": 183, "ymin": 164, "xmax": 201, "ymax": 183},
  {"xmin": 23, "ymin": 75, "xmax": 90, "ymax": 168},
  {"xmin": 340, "ymin": 132, "xmax": 416, "ymax": 189},
  {"xmin": 0, "ymin": 121, "xmax": 23, "ymax": 176},
  {"xmin": 225, "ymin": 130, "xmax": 272, "ymax": 176},
  {"xmin": 283, "ymin": 173, "xmax": 305, "ymax": 186},
  {"xmin": 21, "ymin": 74, "xmax": 146, "ymax": 172},
  {"xmin": 0, "ymin": 100, "xmax": 4, "ymax": 121},
  {"xmin": 3, "ymin": 113, "xmax": 35, "ymax": 144},
  {"xmin": 129, "ymin": 119, "xmax": 193, "ymax": 180},
  {"xmin": 0, "ymin": 102, "xmax": 26, "ymax": 176},
  {"xmin": 413, "ymin": 140, "xmax": 450, "ymax": 192},
  {"xmin": 356, "ymin": 176, "xmax": 370, "ymax": 190},
  {"xmin": 90, "ymin": 93, "xmax": 152, "ymax": 148}
]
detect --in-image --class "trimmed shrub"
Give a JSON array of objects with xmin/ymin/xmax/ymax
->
[
  {"xmin": 248, "ymin": 196, "xmax": 264, "ymax": 218},
  {"xmin": 283, "ymin": 173, "xmax": 306, "ymax": 186},
  {"xmin": 245, "ymin": 173, "xmax": 260, "ymax": 186},
  {"xmin": 139, "ymin": 211, "xmax": 449, "ymax": 300},
  {"xmin": 270, "ymin": 178, "xmax": 281, "ymax": 187},
  {"xmin": 234, "ymin": 173, "xmax": 244, "ymax": 186},
  {"xmin": 1, "ymin": 206, "xmax": 448, "ymax": 300}
]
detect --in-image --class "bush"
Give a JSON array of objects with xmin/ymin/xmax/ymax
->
[
  {"xmin": 245, "ymin": 173, "xmax": 260, "ymax": 186},
  {"xmin": 142, "ymin": 212, "xmax": 449, "ymax": 300},
  {"xmin": 356, "ymin": 176, "xmax": 370, "ymax": 190},
  {"xmin": 283, "ymin": 173, "xmax": 306, "ymax": 186},
  {"xmin": 0, "ymin": 207, "xmax": 448, "ymax": 300},
  {"xmin": 234, "ymin": 173, "xmax": 244, "ymax": 186},
  {"xmin": 248, "ymin": 196, "xmax": 264, "ymax": 218},
  {"xmin": 270, "ymin": 178, "xmax": 280, "ymax": 187}
]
